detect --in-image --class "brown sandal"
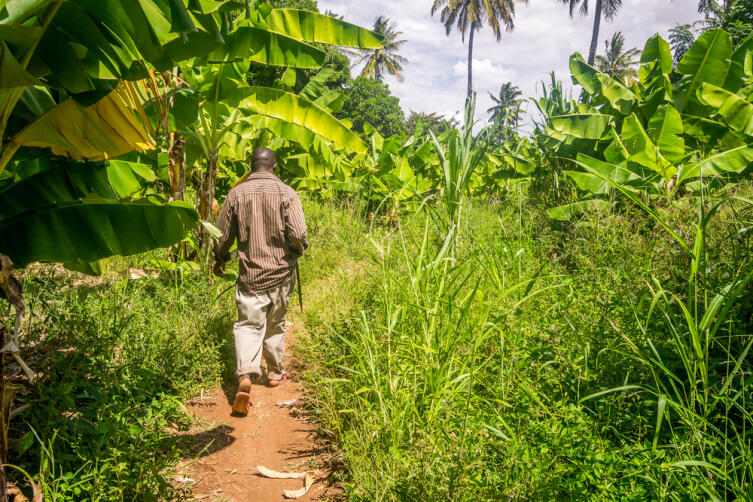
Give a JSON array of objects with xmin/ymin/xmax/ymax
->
[
  {"xmin": 268, "ymin": 372, "xmax": 289, "ymax": 387},
  {"xmin": 232, "ymin": 391, "xmax": 251, "ymax": 414},
  {"xmin": 232, "ymin": 376, "xmax": 252, "ymax": 414}
]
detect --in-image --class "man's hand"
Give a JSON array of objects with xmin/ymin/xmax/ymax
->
[{"xmin": 212, "ymin": 261, "xmax": 226, "ymax": 278}]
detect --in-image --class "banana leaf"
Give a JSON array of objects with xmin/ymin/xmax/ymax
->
[
  {"xmin": 699, "ymin": 83, "xmax": 753, "ymax": 137},
  {"xmin": 209, "ymin": 23, "xmax": 325, "ymax": 68},
  {"xmin": 1, "ymin": 84, "xmax": 153, "ymax": 173},
  {"xmin": 677, "ymin": 144, "xmax": 753, "ymax": 183},
  {"xmin": 647, "ymin": 105, "xmax": 685, "ymax": 163},
  {"xmin": 234, "ymin": 86, "xmax": 367, "ymax": 153},
  {"xmin": 0, "ymin": 199, "xmax": 198, "ymax": 268},
  {"xmin": 548, "ymin": 113, "xmax": 613, "ymax": 140},
  {"xmin": 266, "ymin": 9, "xmax": 383, "ymax": 49},
  {"xmin": 674, "ymin": 29, "xmax": 732, "ymax": 113},
  {"xmin": 547, "ymin": 199, "xmax": 611, "ymax": 221},
  {"xmin": 0, "ymin": 160, "xmax": 155, "ymax": 220}
]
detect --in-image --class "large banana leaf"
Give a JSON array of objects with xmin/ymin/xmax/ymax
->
[
  {"xmin": 622, "ymin": 113, "xmax": 674, "ymax": 179},
  {"xmin": 209, "ymin": 23, "xmax": 325, "ymax": 68},
  {"xmin": 1, "ymin": 84, "xmax": 153, "ymax": 173},
  {"xmin": 723, "ymin": 35, "xmax": 753, "ymax": 93},
  {"xmin": 266, "ymin": 9, "xmax": 383, "ymax": 49},
  {"xmin": 639, "ymin": 34, "xmax": 673, "ymax": 84},
  {"xmin": 0, "ymin": 199, "xmax": 198, "ymax": 267},
  {"xmin": 674, "ymin": 29, "xmax": 732, "ymax": 113},
  {"xmin": 548, "ymin": 113, "xmax": 613, "ymax": 140},
  {"xmin": 234, "ymin": 86, "xmax": 368, "ymax": 153},
  {"xmin": 570, "ymin": 54, "xmax": 636, "ymax": 114},
  {"xmin": 0, "ymin": 160, "xmax": 155, "ymax": 220},
  {"xmin": 699, "ymin": 83, "xmax": 753, "ymax": 137},
  {"xmin": 676, "ymin": 144, "xmax": 753, "ymax": 183},
  {"xmin": 564, "ymin": 154, "xmax": 639, "ymax": 195},
  {"xmin": 647, "ymin": 105, "xmax": 685, "ymax": 163}
]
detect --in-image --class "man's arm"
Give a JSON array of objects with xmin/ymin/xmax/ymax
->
[
  {"xmin": 212, "ymin": 192, "xmax": 238, "ymax": 273},
  {"xmin": 283, "ymin": 193, "xmax": 308, "ymax": 258}
]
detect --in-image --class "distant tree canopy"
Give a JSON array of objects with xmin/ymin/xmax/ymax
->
[
  {"xmin": 405, "ymin": 111, "xmax": 458, "ymax": 136},
  {"xmin": 247, "ymin": 47, "xmax": 350, "ymax": 92},
  {"xmin": 719, "ymin": 0, "xmax": 753, "ymax": 45},
  {"xmin": 336, "ymin": 77, "xmax": 406, "ymax": 138}
]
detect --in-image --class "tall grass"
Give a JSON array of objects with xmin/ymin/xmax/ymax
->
[{"xmin": 297, "ymin": 188, "xmax": 753, "ymax": 500}]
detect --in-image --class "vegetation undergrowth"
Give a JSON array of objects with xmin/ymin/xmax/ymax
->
[
  {"xmin": 4, "ymin": 198, "xmax": 377, "ymax": 500},
  {"xmin": 296, "ymin": 188, "xmax": 753, "ymax": 501},
  {"xmin": 10, "ymin": 262, "xmax": 234, "ymax": 500}
]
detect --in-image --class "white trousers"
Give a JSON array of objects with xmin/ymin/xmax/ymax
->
[{"xmin": 233, "ymin": 275, "xmax": 295, "ymax": 380}]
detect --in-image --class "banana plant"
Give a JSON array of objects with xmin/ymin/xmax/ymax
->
[
  {"xmin": 541, "ymin": 30, "xmax": 753, "ymax": 219},
  {"xmin": 168, "ymin": 62, "xmax": 368, "ymax": 227},
  {"xmin": 0, "ymin": 0, "xmax": 235, "ymax": 270}
]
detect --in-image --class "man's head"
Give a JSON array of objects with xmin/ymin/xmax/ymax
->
[{"xmin": 251, "ymin": 148, "xmax": 277, "ymax": 173}]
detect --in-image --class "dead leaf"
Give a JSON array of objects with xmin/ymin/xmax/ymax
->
[
  {"xmin": 257, "ymin": 465, "xmax": 306, "ymax": 479},
  {"xmin": 283, "ymin": 472, "xmax": 314, "ymax": 499}
]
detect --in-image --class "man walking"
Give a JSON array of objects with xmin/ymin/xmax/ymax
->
[{"xmin": 212, "ymin": 148, "xmax": 307, "ymax": 415}]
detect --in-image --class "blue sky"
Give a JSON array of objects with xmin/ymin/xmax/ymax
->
[{"xmin": 318, "ymin": 0, "xmax": 703, "ymax": 126}]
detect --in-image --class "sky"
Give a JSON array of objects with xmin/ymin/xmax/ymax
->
[{"xmin": 318, "ymin": 0, "xmax": 703, "ymax": 127}]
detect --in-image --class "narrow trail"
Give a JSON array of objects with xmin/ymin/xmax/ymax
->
[{"xmin": 177, "ymin": 321, "xmax": 340, "ymax": 502}]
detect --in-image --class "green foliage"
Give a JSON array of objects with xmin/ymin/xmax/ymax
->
[
  {"xmin": 405, "ymin": 111, "xmax": 457, "ymax": 137},
  {"xmin": 532, "ymin": 30, "xmax": 753, "ymax": 219},
  {"xmin": 12, "ymin": 260, "xmax": 235, "ymax": 499},
  {"xmin": 295, "ymin": 191, "xmax": 753, "ymax": 500},
  {"xmin": 719, "ymin": 0, "xmax": 753, "ymax": 45},
  {"xmin": 669, "ymin": 24, "xmax": 695, "ymax": 66},
  {"xmin": 336, "ymin": 77, "xmax": 406, "ymax": 139}
]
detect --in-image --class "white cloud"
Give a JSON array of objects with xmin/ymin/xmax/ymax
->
[{"xmin": 318, "ymin": 0, "xmax": 702, "ymax": 126}]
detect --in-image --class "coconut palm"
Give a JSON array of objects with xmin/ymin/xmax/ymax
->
[
  {"xmin": 356, "ymin": 16, "xmax": 409, "ymax": 82},
  {"xmin": 488, "ymin": 82, "xmax": 523, "ymax": 128},
  {"xmin": 558, "ymin": 0, "xmax": 622, "ymax": 65},
  {"xmin": 595, "ymin": 32, "xmax": 640, "ymax": 81},
  {"xmin": 431, "ymin": 0, "xmax": 520, "ymax": 98}
]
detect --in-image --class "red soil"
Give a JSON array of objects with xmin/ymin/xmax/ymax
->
[{"xmin": 177, "ymin": 330, "xmax": 340, "ymax": 501}]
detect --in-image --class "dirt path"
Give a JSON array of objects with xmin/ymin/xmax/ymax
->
[{"xmin": 177, "ymin": 322, "xmax": 340, "ymax": 502}]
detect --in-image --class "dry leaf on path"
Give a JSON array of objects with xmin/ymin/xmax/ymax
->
[
  {"xmin": 283, "ymin": 472, "xmax": 314, "ymax": 499},
  {"xmin": 256, "ymin": 465, "xmax": 306, "ymax": 479}
]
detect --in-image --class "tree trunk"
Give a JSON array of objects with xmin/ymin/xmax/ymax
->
[
  {"xmin": 167, "ymin": 132, "xmax": 186, "ymax": 203},
  {"xmin": 587, "ymin": 0, "xmax": 603, "ymax": 65},
  {"xmin": 467, "ymin": 25, "xmax": 475, "ymax": 98},
  {"xmin": 198, "ymin": 150, "xmax": 219, "ymax": 252},
  {"xmin": 166, "ymin": 131, "xmax": 187, "ymax": 262}
]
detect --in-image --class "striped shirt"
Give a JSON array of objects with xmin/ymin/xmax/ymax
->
[{"xmin": 213, "ymin": 172, "xmax": 308, "ymax": 293}]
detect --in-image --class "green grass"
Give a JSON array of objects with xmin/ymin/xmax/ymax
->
[
  {"xmin": 5, "ymin": 193, "xmax": 753, "ymax": 500},
  {"xmin": 10, "ymin": 262, "xmax": 237, "ymax": 500},
  {"xmin": 295, "ymin": 194, "xmax": 753, "ymax": 501}
]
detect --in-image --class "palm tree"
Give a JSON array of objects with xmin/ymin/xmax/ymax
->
[
  {"xmin": 595, "ymin": 32, "xmax": 639, "ymax": 81},
  {"xmin": 356, "ymin": 16, "xmax": 408, "ymax": 82},
  {"xmin": 431, "ymin": 0, "xmax": 519, "ymax": 98},
  {"xmin": 558, "ymin": 0, "xmax": 622, "ymax": 65},
  {"xmin": 487, "ymin": 82, "xmax": 523, "ymax": 128},
  {"xmin": 669, "ymin": 24, "xmax": 695, "ymax": 67}
]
